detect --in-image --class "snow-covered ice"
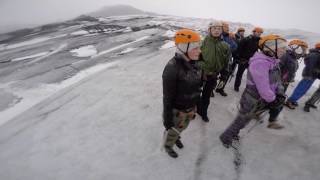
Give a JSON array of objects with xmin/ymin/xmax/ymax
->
[
  {"xmin": 70, "ymin": 30, "xmax": 89, "ymax": 36},
  {"xmin": 118, "ymin": 47, "xmax": 137, "ymax": 54},
  {"xmin": 0, "ymin": 14, "xmax": 319, "ymax": 180},
  {"xmin": 11, "ymin": 52, "xmax": 49, "ymax": 62},
  {"xmin": 70, "ymin": 45, "xmax": 98, "ymax": 57},
  {"xmin": 160, "ymin": 40, "xmax": 175, "ymax": 50}
]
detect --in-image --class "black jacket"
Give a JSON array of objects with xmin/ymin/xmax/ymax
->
[
  {"xmin": 162, "ymin": 54, "xmax": 202, "ymax": 124},
  {"xmin": 236, "ymin": 35, "xmax": 260, "ymax": 62},
  {"xmin": 302, "ymin": 48, "xmax": 320, "ymax": 79},
  {"xmin": 279, "ymin": 50, "xmax": 299, "ymax": 82}
]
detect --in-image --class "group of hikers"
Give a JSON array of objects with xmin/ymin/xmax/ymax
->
[{"xmin": 161, "ymin": 21, "xmax": 320, "ymax": 158}]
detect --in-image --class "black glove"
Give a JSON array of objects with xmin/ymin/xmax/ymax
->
[
  {"xmin": 268, "ymin": 94, "xmax": 286, "ymax": 109},
  {"xmin": 163, "ymin": 110, "xmax": 174, "ymax": 130}
]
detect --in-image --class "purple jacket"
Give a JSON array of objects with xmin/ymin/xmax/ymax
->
[{"xmin": 247, "ymin": 52, "xmax": 282, "ymax": 103}]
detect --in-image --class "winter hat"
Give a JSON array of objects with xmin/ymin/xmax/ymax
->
[{"xmin": 208, "ymin": 21, "xmax": 223, "ymax": 28}]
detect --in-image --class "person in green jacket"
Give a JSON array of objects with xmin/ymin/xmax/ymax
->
[{"xmin": 197, "ymin": 21, "xmax": 232, "ymax": 122}]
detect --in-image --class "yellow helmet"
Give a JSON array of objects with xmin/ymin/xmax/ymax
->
[{"xmin": 174, "ymin": 29, "xmax": 201, "ymax": 45}]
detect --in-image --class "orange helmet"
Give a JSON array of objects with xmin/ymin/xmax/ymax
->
[
  {"xmin": 237, "ymin": 27, "xmax": 245, "ymax": 32},
  {"xmin": 174, "ymin": 29, "xmax": 201, "ymax": 45},
  {"xmin": 289, "ymin": 39, "xmax": 308, "ymax": 49},
  {"xmin": 315, "ymin": 42, "xmax": 320, "ymax": 49},
  {"xmin": 259, "ymin": 34, "xmax": 286, "ymax": 48},
  {"xmin": 253, "ymin": 27, "xmax": 264, "ymax": 33}
]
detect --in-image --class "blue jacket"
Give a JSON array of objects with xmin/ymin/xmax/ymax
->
[
  {"xmin": 222, "ymin": 32, "xmax": 238, "ymax": 53},
  {"xmin": 302, "ymin": 48, "xmax": 320, "ymax": 79}
]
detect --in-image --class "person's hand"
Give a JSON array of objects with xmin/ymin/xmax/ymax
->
[{"xmin": 269, "ymin": 94, "xmax": 286, "ymax": 109}]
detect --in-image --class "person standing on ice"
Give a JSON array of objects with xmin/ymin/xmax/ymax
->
[
  {"xmin": 197, "ymin": 21, "xmax": 231, "ymax": 122},
  {"xmin": 214, "ymin": 21, "xmax": 237, "ymax": 97},
  {"xmin": 235, "ymin": 27, "xmax": 245, "ymax": 44},
  {"xmin": 279, "ymin": 39, "xmax": 308, "ymax": 92},
  {"xmin": 220, "ymin": 34, "xmax": 287, "ymax": 148},
  {"xmin": 162, "ymin": 29, "xmax": 202, "ymax": 158},
  {"xmin": 284, "ymin": 42, "xmax": 320, "ymax": 109},
  {"xmin": 234, "ymin": 27, "xmax": 263, "ymax": 92}
]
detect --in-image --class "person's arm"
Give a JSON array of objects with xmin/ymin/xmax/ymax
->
[{"xmin": 162, "ymin": 62, "xmax": 177, "ymax": 129}]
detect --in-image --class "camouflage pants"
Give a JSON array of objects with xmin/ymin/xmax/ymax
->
[{"xmin": 164, "ymin": 108, "xmax": 195, "ymax": 148}]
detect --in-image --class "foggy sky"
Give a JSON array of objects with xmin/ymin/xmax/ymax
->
[{"xmin": 0, "ymin": 0, "xmax": 319, "ymax": 33}]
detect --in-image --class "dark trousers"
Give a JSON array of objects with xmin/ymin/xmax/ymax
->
[
  {"xmin": 198, "ymin": 75, "xmax": 217, "ymax": 117},
  {"xmin": 234, "ymin": 63, "xmax": 249, "ymax": 89},
  {"xmin": 306, "ymin": 86, "xmax": 320, "ymax": 106}
]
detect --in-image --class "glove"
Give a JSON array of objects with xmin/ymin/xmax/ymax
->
[
  {"xmin": 163, "ymin": 110, "xmax": 174, "ymax": 130},
  {"xmin": 268, "ymin": 94, "xmax": 286, "ymax": 109}
]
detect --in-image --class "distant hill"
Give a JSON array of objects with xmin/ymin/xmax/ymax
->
[{"xmin": 89, "ymin": 5, "xmax": 147, "ymax": 17}]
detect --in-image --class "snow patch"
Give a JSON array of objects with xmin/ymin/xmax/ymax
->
[
  {"xmin": 147, "ymin": 20, "xmax": 166, "ymax": 26},
  {"xmin": 160, "ymin": 41, "xmax": 175, "ymax": 49},
  {"xmin": 118, "ymin": 47, "xmax": 137, "ymax": 55},
  {"xmin": 163, "ymin": 30, "xmax": 176, "ymax": 38},
  {"xmin": 27, "ymin": 43, "xmax": 67, "ymax": 64},
  {"xmin": 70, "ymin": 30, "xmax": 89, "ymax": 36},
  {"xmin": 92, "ymin": 36, "xmax": 149, "ymax": 58},
  {"xmin": 0, "ymin": 61, "xmax": 118, "ymax": 126},
  {"xmin": 6, "ymin": 37, "xmax": 52, "ymax": 50},
  {"xmin": 11, "ymin": 52, "xmax": 49, "ymax": 62},
  {"xmin": 70, "ymin": 45, "xmax": 97, "ymax": 58}
]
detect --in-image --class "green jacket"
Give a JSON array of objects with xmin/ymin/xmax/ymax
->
[{"xmin": 200, "ymin": 36, "xmax": 231, "ymax": 74}]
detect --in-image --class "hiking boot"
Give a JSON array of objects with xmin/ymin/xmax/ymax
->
[
  {"xmin": 216, "ymin": 89, "xmax": 228, "ymax": 96},
  {"xmin": 219, "ymin": 135, "xmax": 232, "ymax": 148},
  {"xmin": 164, "ymin": 146, "xmax": 178, "ymax": 158},
  {"xmin": 175, "ymin": 139, "xmax": 184, "ymax": 149},
  {"xmin": 234, "ymin": 87, "xmax": 239, "ymax": 92},
  {"xmin": 284, "ymin": 101, "xmax": 296, "ymax": 109},
  {"xmin": 304, "ymin": 105, "xmax": 310, "ymax": 112},
  {"xmin": 201, "ymin": 115, "xmax": 210, "ymax": 122},
  {"xmin": 267, "ymin": 122, "xmax": 284, "ymax": 129},
  {"xmin": 307, "ymin": 104, "xmax": 317, "ymax": 109},
  {"xmin": 233, "ymin": 135, "xmax": 240, "ymax": 141}
]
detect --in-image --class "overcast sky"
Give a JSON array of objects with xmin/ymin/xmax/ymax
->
[{"xmin": 0, "ymin": 0, "xmax": 319, "ymax": 33}]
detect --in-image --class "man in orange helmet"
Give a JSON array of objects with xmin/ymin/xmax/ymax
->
[
  {"xmin": 162, "ymin": 29, "xmax": 202, "ymax": 158},
  {"xmin": 234, "ymin": 27, "xmax": 263, "ymax": 92},
  {"xmin": 279, "ymin": 39, "xmax": 308, "ymax": 92},
  {"xmin": 220, "ymin": 35, "xmax": 287, "ymax": 148}
]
